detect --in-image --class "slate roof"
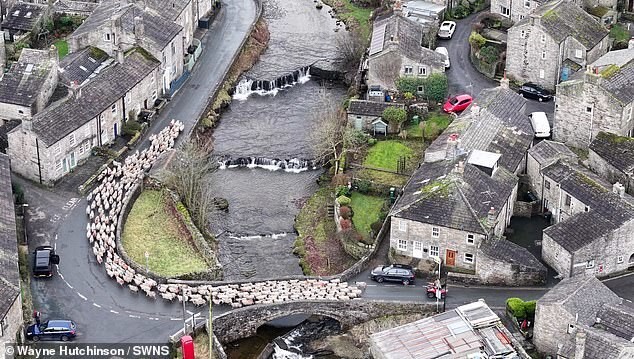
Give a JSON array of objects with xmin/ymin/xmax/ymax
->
[
  {"xmin": 0, "ymin": 48, "xmax": 55, "ymax": 107},
  {"xmin": 595, "ymin": 304, "xmax": 634, "ymax": 341},
  {"xmin": 528, "ymin": 140, "xmax": 577, "ymax": 166},
  {"xmin": 589, "ymin": 132, "xmax": 634, "ymax": 175},
  {"xmin": 347, "ymin": 99, "xmax": 405, "ymax": 117},
  {"xmin": 0, "ymin": 153, "xmax": 20, "ymax": 321},
  {"xmin": 598, "ymin": 59, "xmax": 634, "ymax": 105},
  {"xmin": 591, "ymin": 48, "xmax": 634, "ymax": 69},
  {"xmin": 372, "ymin": 13, "xmax": 444, "ymax": 66},
  {"xmin": 517, "ymin": 0, "xmax": 608, "ymax": 49},
  {"xmin": 72, "ymin": 0, "xmax": 182, "ymax": 51},
  {"xmin": 426, "ymin": 87, "xmax": 532, "ymax": 172},
  {"xmin": 31, "ymin": 49, "xmax": 160, "ymax": 146},
  {"xmin": 538, "ymin": 275, "xmax": 621, "ymax": 326},
  {"xmin": 59, "ymin": 47, "xmax": 112, "ymax": 86},
  {"xmin": 53, "ymin": 0, "xmax": 99, "ymax": 15},
  {"xmin": 583, "ymin": 326, "xmax": 634, "ymax": 359},
  {"xmin": 480, "ymin": 238, "xmax": 546, "ymax": 270},
  {"xmin": 542, "ymin": 161, "xmax": 634, "ymax": 251},
  {"xmin": 142, "ymin": 0, "xmax": 190, "ymax": 21},
  {"xmin": 391, "ymin": 159, "xmax": 518, "ymax": 234},
  {"xmin": 1, "ymin": 2, "xmax": 46, "ymax": 32}
]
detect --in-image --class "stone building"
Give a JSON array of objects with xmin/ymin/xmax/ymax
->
[
  {"xmin": 533, "ymin": 275, "xmax": 634, "ymax": 358},
  {"xmin": 58, "ymin": 46, "xmax": 112, "ymax": 87},
  {"xmin": 425, "ymin": 85, "xmax": 534, "ymax": 175},
  {"xmin": 0, "ymin": 47, "xmax": 59, "ymax": 125},
  {"xmin": 53, "ymin": 0, "xmax": 100, "ymax": 17},
  {"xmin": 490, "ymin": 0, "xmax": 544, "ymax": 23},
  {"xmin": 0, "ymin": 2, "xmax": 48, "ymax": 42},
  {"xmin": 553, "ymin": 48, "xmax": 634, "ymax": 148},
  {"xmin": 0, "ymin": 153, "xmax": 23, "ymax": 347},
  {"xmin": 346, "ymin": 99, "xmax": 406, "ymax": 135},
  {"xmin": 589, "ymin": 132, "xmax": 634, "ymax": 196},
  {"xmin": 365, "ymin": 12, "xmax": 444, "ymax": 93},
  {"xmin": 7, "ymin": 49, "xmax": 160, "ymax": 184},
  {"xmin": 68, "ymin": 0, "xmax": 184, "ymax": 95},
  {"xmin": 505, "ymin": 0, "xmax": 609, "ymax": 91},
  {"xmin": 538, "ymin": 160, "xmax": 634, "ymax": 278},
  {"xmin": 526, "ymin": 140, "xmax": 578, "ymax": 206}
]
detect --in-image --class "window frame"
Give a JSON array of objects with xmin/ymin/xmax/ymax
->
[
  {"xmin": 500, "ymin": 6, "xmax": 510, "ymax": 16},
  {"xmin": 464, "ymin": 253, "xmax": 474, "ymax": 263},
  {"xmin": 429, "ymin": 245, "xmax": 439, "ymax": 257},
  {"xmin": 397, "ymin": 239, "xmax": 407, "ymax": 251},
  {"xmin": 68, "ymin": 133, "xmax": 75, "ymax": 147},
  {"xmin": 418, "ymin": 66, "xmax": 427, "ymax": 76},
  {"xmin": 545, "ymin": 180, "xmax": 550, "ymax": 189},
  {"xmin": 431, "ymin": 227, "xmax": 440, "ymax": 238},
  {"xmin": 539, "ymin": 69, "xmax": 545, "ymax": 78},
  {"xmin": 404, "ymin": 65, "xmax": 413, "ymax": 75},
  {"xmin": 617, "ymin": 255, "xmax": 624, "ymax": 264},
  {"xmin": 54, "ymin": 143, "xmax": 62, "ymax": 155},
  {"xmin": 575, "ymin": 49, "xmax": 583, "ymax": 58},
  {"xmin": 111, "ymin": 103, "xmax": 117, "ymax": 114},
  {"xmin": 541, "ymin": 51, "xmax": 546, "ymax": 60},
  {"xmin": 466, "ymin": 234, "xmax": 475, "ymax": 245},
  {"xmin": 398, "ymin": 220, "xmax": 407, "ymax": 232},
  {"xmin": 586, "ymin": 260, "xmax": 595, "ymax": 269},
  {"xmin": 524, "ymin": 0, "xmax": 530, "ymax": 7},
  {"xmin": 103, "ymin": 33, "xmax": 111, "ymax": 41}
]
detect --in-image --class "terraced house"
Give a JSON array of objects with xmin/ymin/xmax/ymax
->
[
  {"xmin": 589, "ymin": 132, "xmax": 634, "ymax": 196},
  {"xmin": 505, "ymin": 0, "xmax": 609, "ymax": 90},
  {"xmin": 553, "ymin": 48, "xmax": 634, "ymax": 148}
]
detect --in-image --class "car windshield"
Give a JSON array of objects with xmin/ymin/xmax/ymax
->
[{"xmin": 449, "ymin": 97, "xmax": 459, "ymax": 105}]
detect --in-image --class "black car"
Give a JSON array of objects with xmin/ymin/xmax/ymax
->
[
  {"xmin": 518, "ymin": 83, "xmax": 552, "ymax": 102},
  {"xmin": 26, "ymin": 320, "xmax": 77, "ymax": 341},
  {"xmin": 33, "ymin": 246, "xmax": 59, "ymax": 278},
  {"xmin": 370, "ymin": 264, "xmax": 416, "ymax": 285}
]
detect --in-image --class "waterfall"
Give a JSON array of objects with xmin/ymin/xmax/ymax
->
[
  {"xmin": 218, "ymin": 157, "xmax": 319, "ymax": 173},
  {"xmin": 232, "ymin": 66, "xmax": 312, "ymax": 100},
  {"xmin": 226, "ymin": 232, "xmax": 289, "ymax": 240}
]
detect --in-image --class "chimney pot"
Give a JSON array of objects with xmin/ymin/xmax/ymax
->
[
  {"xmin": 446, "ymin": 133, "xmax": 460, "ymax": 160},
  {"xmin": 613, "ymin": 182, "xmax": 625, "ymax": 198},
  {"xmin": 487, "ymin": 207, "xmax": 497, "ymax": 227},
  {"xmin": 575, "ymin": 330, "xmax": 587, "ymax": 359}
]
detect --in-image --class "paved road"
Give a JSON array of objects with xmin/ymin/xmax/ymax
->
[{"xmin": 23, "ymin": 0, "xmax": 257, "ymax": 343}]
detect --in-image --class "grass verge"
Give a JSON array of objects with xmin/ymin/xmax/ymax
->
[
  {"xmin": 122, "ymin": 190, "xmax": 207, "ymax": 277},
  {"xmin": 18, "ymin": 245, "xmax": 33, "ymax": 323},
  {"xmin": 54, "ymin": 40, "xmax": 69, "ymax": 59},
  {"xmin": 350, "ymin": 193, "xmax": 385, "ymax": 240},
  {"xmin": 176, "ymin": 332, "xmax": 213, "ymax": 359}
]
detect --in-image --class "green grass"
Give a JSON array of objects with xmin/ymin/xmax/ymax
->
[
  {"xmin": 609, "ymin": 23, "xmax": 630, "ymax": 43},
  {"xmin": 359, "ymin": 139, "xmax": 426, "ymax": 186},
  {"xmin": 350, "ymin": 193, "xmax": 384, "ymax": 240},
  {"xmin": 54, "ymin": 40, "xmax": 69, "ymax": 59},
  {"xmin": 122, "ymin": 190, "xmax": 207, "ymax": 277},
  {"xmin": 323, "ymin": 0, "xmax": 373, "ymax": 39},
  {"xmin": 177, "ymin": 332, "xmax": 212, "ymax": 359},
  {"xmin": 405, "ymin": 112, "xmax": 452, "ymax": 141},
  {"xmin": 363, "ymin": 140, "xmax": 413, "ymax": 171}
]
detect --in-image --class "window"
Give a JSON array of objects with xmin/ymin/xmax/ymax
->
[
  {"xmin": 54, "ymin": 143, "xmax": 61, "ymax": 155},
  {"xmin": 417, "ymin": 85, "xmax": 424, "ymax": 93},
  {"xmin": 541, "ymin": 34, "xmax": 546, "ymax": 43},
  {"xmin": 586, "ymin": 260, "xmax": 595, "ymax": 269},
  {"xmin": 575, "ymin": 49, "xmax": 582, "ymax": 58},
  {"xmin": 586, "ymin": 106, "xmax": 593, "ymax": 113},
  {"xmin": 520, "ymin": 30, "xmax": 526, "ymax": 39},
  {"xmin": 524, "ymin": 0, "xmax": 530, "ymax": 7},
  {"xmin": 519, "ymin": 15, "xmax": 525, "ymax": 20},
  {"xmin": 397, "ymin": 239, "xmax": 407, "ymax": 251},
  {"xmin": 500, "ymin": 6, "xmax": 510, "ymax": 16},
  {"xmin": 55, "ymin": 160, "xmax": 62, "ymax": 172},
  {"xmin": 404, "ymin": 66, "xmax": 413, "ymax": 75},
  {"xmin": 398, "ymin": 220, "xmax": 407, "ymax": 232},
  {"xmin": 541, "ymin": 51, "xmax": 546, "ymax": 60},
  {"xmin": 111, "ymin": 104, "xmax": 117, "ymax": 114},
  {"xmin": 432, "ymin": 227, "xmax": 439, "ymax": 238},
  {"xmin": 429, "ymin": 245, "xmax": 439, "ymax": 257},
  {"xmin": 539, "ymin": 69, "xmax": 545, "ymax": 79},
  {"xmin": 152, "ymin": 90, "xmax": 157, "ymax": 100},
  {"xmin": 584, "ymin": 206, "xmax": 589, "ymax": 212},
  {"xmin": 464, "ymin": 253, "xmax": 474, "ymax": 263},
  {"xmin": 85, "ymin": 125, "xmax": 91, "ymax": 137},
  {"xmin": 418, "ymin": 67, "xmax": 427, "ymax": 76},
  {"xmin": 171, "ymin": 42, "xmax": 175, "ymax": 55},
  {"xmin": 545, "ymin": 180, "xmax": 550, "ymax": 189},
  {"xmin": 162, "ymin": 52, "xmax": 166, "ymax": 64},
  {"xmin": 68, "ymin": 133, "xmax": 75, "ymax": 147},
  {"xmin": 564, "ymin": 194, "xmax": 571, "ymax": 207},
  {"xmin": 104, "ymin": 33, "xmax": 111, "ymax": 41},
  {"xmin": 617, "ymin": 255, "xmax": 624, "ymax": 264},
  {"xmin": 466, "ymin": 234, "xmax": 475, "ymax": 245},
  {"xmin": 567, "ymin": 324, "xmax": 575, "ymax": 333}
]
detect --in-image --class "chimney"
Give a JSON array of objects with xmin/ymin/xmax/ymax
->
[
  {"xmin": 487, "ymin": 207, "xmax": 497, "ymax": 227},
  {"xmin": 21, "ymin": 117, "xmax": 32, "ymax": 131},
  {"xmin": 470, "ymin": 104, "xmax": 480, "ymax": 116},
  {"xmin": 115, "ymin": 46, "xmax": 125, "ymax": 64},
  {"xmin": 70, "ymin": 80, "xmax": 81, "ymax": 99},
  {"xmin": 629, "ymin": 37, "xmax": 634, "ymax": 49},
  {"xmin": 613, "ymin": 182, "xmax": 625, "ymax": 198},
  {"xmin": 446, "ymin": 133, "xmax": 459, "ymax": 160},
  {"xmin": 393, "ymin": 0, "xmax": 403, "ymax": 15},
  {"xmin": 575, "ymin": 330, "xmax": 587, "ymax": 359},
  {"xmin": 500, "ymin": 71, "xmax": 509, "ymax": 89},
  {"xmin": 136, "ymin": 0, "xmax": 146, "ymax": 9},
  {"xmin": 49, "ymin": 44, "xmax": 58, "ymax": 65},
  {"xmin": 133, "ymin": 16, "xmax": 144, "ymax": 41},
  {"xmin": 454, "ymin": 160, "xmax": 465, "ymax": 174}
]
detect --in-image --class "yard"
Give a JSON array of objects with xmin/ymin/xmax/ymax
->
[
  {"xmin": 122, "ymin": 190, "xmax": 207, "ymax": 277},
  {"xmin": 54, "ymin": 40, "xmax": 69, "ymax": 59},
  {"xmin": 406, "ymin": 111, "xmax": 453, "ymax": 141},
  {"xmin": 357, "ymin": 139, "xmax": 424, "ymax": 186},
  {"xmin": 350, "ymin": 192, "xmax": 385, "ymax": 241}
]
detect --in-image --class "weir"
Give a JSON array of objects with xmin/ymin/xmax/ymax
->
[
  {"xmin": 218, "ymin": 156, "xmax": 319, "ymax": 172},
  {"xmin": 233, "ymin": 66, "xmax": 311, "ymax": 100}
]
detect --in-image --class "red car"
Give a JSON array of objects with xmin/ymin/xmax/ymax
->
[{"xmin": 443, "ymin": 94, "xmax": 473, "ymax": 113}]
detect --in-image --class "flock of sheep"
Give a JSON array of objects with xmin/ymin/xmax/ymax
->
[{"xmin": 84, "ymin": 120, "xmax": 365, "ymax": 308}]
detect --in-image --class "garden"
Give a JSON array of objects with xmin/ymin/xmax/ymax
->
[
  {"xmin": 506, "ymin": 297, "xmax": 537, "ymax": 337},
  {"xmin": 468, "ymin": 12, "xmax": 514, "ymax": 79}
]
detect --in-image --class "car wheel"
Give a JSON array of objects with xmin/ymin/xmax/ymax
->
[
  {"xmin": 538, "ymin": 97, "xmax": 543, "ymax": 102},
  {"xmin": 402, "ymin": 279, "xmax": 410, "ymax": 285},
  {"xmin": 376, "ymin": 276, "xmax": 384, "ymax": 283},
  {"xmin": 61, "ymin": 335, "xmax": 69, "ymax": 342},
  {"xmin": 427, "ymin": 291, "xmax": 435, "ymax": 298},
  {"xmin": 32, "ymin": 336, "xmax": 40, "ymax": 342}
]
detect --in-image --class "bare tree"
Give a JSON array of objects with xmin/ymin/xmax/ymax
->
[
  {"xmin": 371, "ymin": 52, "xmax": 401, "ymax": 89},
  {"xmin": 335, "ymin": 31, "xmax": 367, "ymax": 72}
]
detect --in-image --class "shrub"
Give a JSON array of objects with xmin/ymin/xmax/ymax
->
[
  {"xmin": 336, "ymin": 195, "xmax": 351, "ymax": 206},
  {"xmin": 469, "ymin": 31, "xmax": 487, "ymax": 49},
  {"xmin": 524, "ymin": 300, "xmax": 537, "ymax": 317},
  {"xmin": 339, "ymin": 206, "xmax": 352, "ymax": 219},
  {"xmin": 336, "ymin": 185, "xmax": 351, "ymax": 197},
  {"xmin": 382, "ymin": 107, "xmax": 408, "ymax": 129},
  {"xmin": 479, "ymin": 45, "xmax": 500, "ymax": 64},
  {"xmin": 507, "ymin": 297, "xmax": 527, "ymax": 319},
  {"xmin": 370, "ymin": 220, "xmax": 383, "ymax": 234},
  {"xmin": 396, "ymin": 76, "xmax": 426, "ymax": 94},
  {"xmin": 452, "ymin": 5, "xmax": 470, "ymax": 19},
  {"xmin": 122, "ymin": 120, "xmax": 142, "ymax": 136},
  {"xmin": 403, "ymin": 92, "xmax": 415, "ymax": 101},
  {"xmin": 424, "ymin": 74, "xmax": 448, "ymax": 103},
  {"xmin": 367, "ymin": 138, "xmax": 377, "ymax": 146},
  {"xmin": 340, "ymin": 219, "xmax": 352, "ymax": 230},
  {"xmin": 356, "ymin": 179, "xmax": 372, "ymax": 193}
]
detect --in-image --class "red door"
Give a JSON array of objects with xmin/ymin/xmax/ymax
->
[{"xmin": 446, "ymin": 250, "xmax": 456, "ymax": 266}]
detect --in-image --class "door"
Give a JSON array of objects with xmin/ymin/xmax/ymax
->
[
  {"xmin": 446, "ymin": 249, "xmax": 456, "ymax": 266},
  {"xmin": 113, "ymin": 123, "xmax": 118, "ymax": 138},
  {"xmin": 413, "ymin": 241, "xmax": 423, "ymax": 259},
  {"xmin": 69, "ymin": 152, "xmax": 76, "ymax": 169},
  {"xmin": 354, "ymin": 116, "xmax": 363, "ymax": 130},
  {"xmin": 62, "ymin": 158, "xmax": 68, "ymax": 173}
]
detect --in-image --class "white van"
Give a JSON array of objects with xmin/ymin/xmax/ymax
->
[
  {"xmin": 529, "ymin": 112, "xmax": 551, "ymax": 138},
  {"xmin": 435, "ymin": 47, "xmax": 450, "ymax": 69}
]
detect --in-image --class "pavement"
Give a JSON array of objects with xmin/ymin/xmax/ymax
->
[{"xmin": 21, "ymin": 0, "xmax": 257, "ymax": 343}]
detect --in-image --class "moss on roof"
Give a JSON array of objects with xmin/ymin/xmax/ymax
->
[
  {"xmin": 420, "ymin": 177, "xmax": 452, "ymax": 198},
  {"xmin": 587, "ymin": 5, "xmax": 609, "ymax": 17},
  {"xmin": 596, "ymin": 131, "xmax": 634, "ymax": 144},
  {"xmin": 600, "ymin": 64, "xmax": 620, "ymax": 78}
]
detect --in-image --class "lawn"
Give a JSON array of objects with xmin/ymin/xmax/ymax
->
[
  {"xmin": 406, "ymin": 111, "xmax": 453, "ymax": 141},
  {"xmin": 359, "ymin": 139, "xmax": 425, "ymax": 186},
  {"xmin": 350, "ymin": 192, "xmax": 385, "ymax": 241},
  {"xmin": 363, "ymin": 140, "xmax": 413, "ymax": 171},
  {"xmin": 323, "ymin": 0, "xmax": 373, "ymax": 39},
  {"xmin": 54, "ymin": 40, "xmax": 69, "ymax": 59},
  {"xmin": 122, "ymin": 190, "xmax": 207, "ymax": 277}
]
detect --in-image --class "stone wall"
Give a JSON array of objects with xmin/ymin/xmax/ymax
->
[
  {"xmin": 212, "ymin": 299, "xmax": 437, "ymax": 343},
  {"xmin": 541, "ymin": 232, "xmax": 572, "ymax": 277},
  {"xmin": 533, "ymin": 301, "xmax": 577, "ymax": 355},
  {"xmin": 513, "ymin": 200, "xmax": 536, "ymax": 217},
  {"xmin": 475, "ymin": 247, "xmax": 546, "ymax": 286},
  {"xmin": 589, "ymin": 149, "xmax": 634, "ymax": 196},
  {"xmin": 0, "ymin": 294, "xmax": 23, "ymax": 349}
]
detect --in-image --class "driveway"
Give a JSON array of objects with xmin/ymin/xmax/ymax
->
[{"xmin": 22, "ymin": 0, "xmax": 257, "ymax": 343}]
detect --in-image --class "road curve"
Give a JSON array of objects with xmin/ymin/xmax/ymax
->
[{"xmin": 26, "ymin": 0, "xmax": 257, "ymax": 343}]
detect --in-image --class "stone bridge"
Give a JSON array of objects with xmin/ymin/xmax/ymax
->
[{"xmin": 213, "ymin": 299, "xmax": 437, "ymax": 343}]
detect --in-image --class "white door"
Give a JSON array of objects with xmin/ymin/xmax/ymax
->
[{"xmin": 413, "ymin": 241, "xmax": 423, "ymax": 259}]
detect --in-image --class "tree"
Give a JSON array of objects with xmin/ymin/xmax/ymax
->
[
  {"xmin": 423, "ymin": 74, "xmax": 448, "ymax": 103},
  {"xmin": 382, "ymin": 107, "xmax": 407, "ymax": 131},
  {"xmin": 335, "ymin": 31, "xmax": 367, "ymax": 72},
  {"xmin": 468, "ymin": 31, "xmax": 486, "ymax": 49},
  {"xmin": 396, "ymin": 76, "xmax": 425, "ymax": 95},
  {"xmin": 310, "ymin": 93, "xmax": 363, "ymax": 175},
  {"xmin": 372, "ymin": 52, "xmax": 402, "ymax": 89},
  {"xmin": 479, "ymin": 45, "xmax": 499, "ymax": 64}
]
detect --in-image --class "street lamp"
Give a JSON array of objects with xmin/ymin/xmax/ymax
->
[
  {"xmin": 182, "ymin": 286, "xmax": 188, "ymax": 335},
  {"xmin": 431, "ymin": 256, "xmax": 442, "ymax": 312}
]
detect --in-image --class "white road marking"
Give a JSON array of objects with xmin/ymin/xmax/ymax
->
[
  {"xmin": 93, "ymin": 303, "xmax": 101, "ymax": 308},
  {"xmin": 129, "ymin": 314, "xmax": 141, "ymax": 319},
  {"xmin": 170, "ymin": 318, "xmax": 181, "ymax": 321},
  {"xmin": 110, "ymin": 310, "xmax": 119, "ymax": 314},
  {"xmin": 65, "ymin": 282, "xmax": 73, "ymax": 289},
  {"xmin": 77, "ymin": 293, "xmax": 87, "ymax": 301},
  {"xmin": 625, "ymin": 299, "xmax": 633, "ymax": 303}
]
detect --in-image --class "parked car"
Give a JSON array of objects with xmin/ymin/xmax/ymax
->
[
  {"xmin": 518, "ymin": 83, "xmax": 552, "ymax": 102},
  {"xmin": 370, "ymin": 264, "xmax": 416, "ymax": 285},
  {"xmin": 435, "ymin": 47, "xmax": 450, "ymax": 69},
  {"xmin": 26, "ymin": 320, "xmax": 77, "ymax": 342},
  {"xmin": 33, "ymin": 246, "xmax": 59, "ymax": 278},
  {"xmin": 443, "ymin": 94, "xmax": 473, "ymax": 113},
  {"xmin": 437, "ymin": 21, "xmax": 456, "ymax": 39},
  {"xmin": 529, "ymin": 111, "xmax": 551, "ymax": 138}
]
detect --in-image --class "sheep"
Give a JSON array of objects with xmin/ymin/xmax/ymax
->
[
  {"xmin": 145, "ymin": 290, "xmax": 157, "ymax": 299},
  {"xmin": 191, "ymin": 298, "xmax": 207, "ymax": 306},
  {"xmin": 116, "ymin": 277, "xmax": 125, "ymax": 286},
  {"xmin": 161, "ymin": 292, "xmax": 176, "ymax": 301},
  {"xmin": 128, "ymin": 285, "xmax": 139, "ymax": 293}
]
